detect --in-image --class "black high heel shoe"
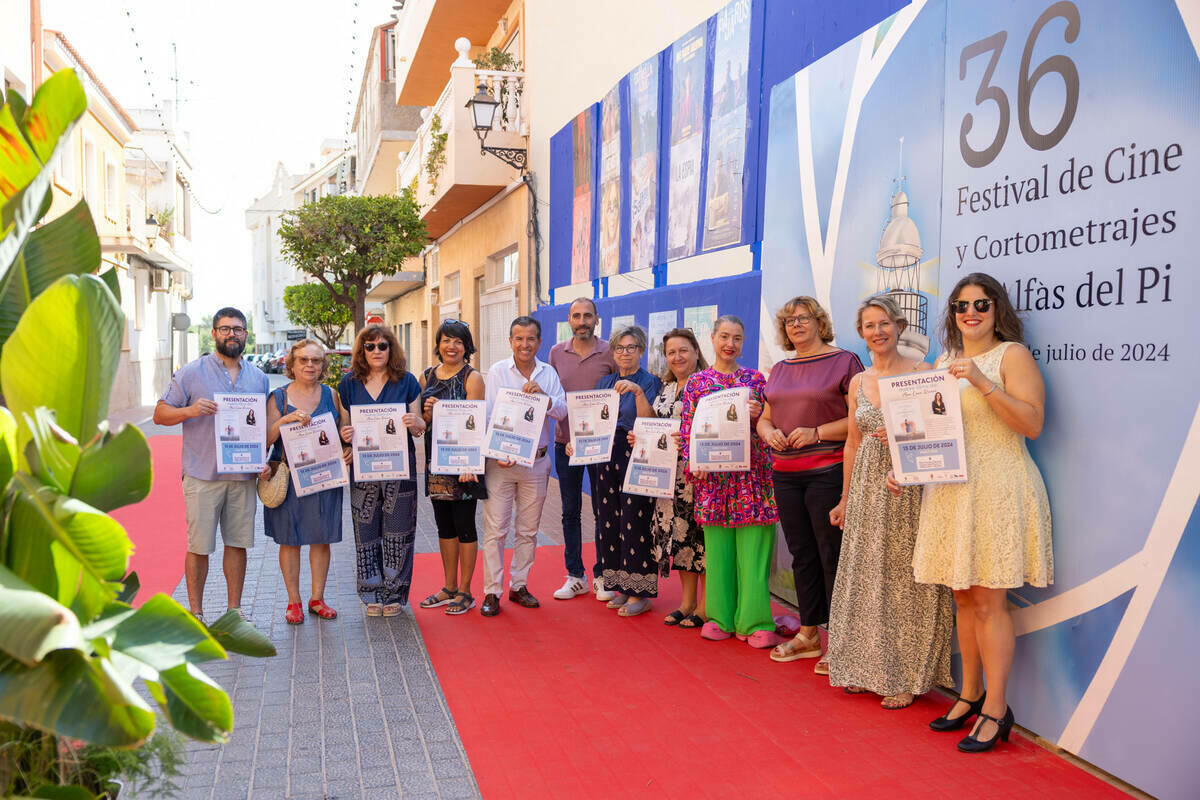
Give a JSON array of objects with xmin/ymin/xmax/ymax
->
[
  {"xmin": 929, "ymin": 691, "xmax": 986, "ymax": 731},
  {"xmin": 957, "ymin": 706, "xmax": 1014, "ymax": 752}
]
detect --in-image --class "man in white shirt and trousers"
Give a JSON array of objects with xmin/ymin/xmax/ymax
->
[{"xmin": 480, "ymin": 315, "xmax": 567, "ymax": 616}]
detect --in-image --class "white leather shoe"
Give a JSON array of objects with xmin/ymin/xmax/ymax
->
[
  {"xmin": 593, "ymin": 576, "xmax": 616, "ymax": 602},
  {"xmin": 553, "ymin": 576, "xmax": 589, "ymax": 600}
]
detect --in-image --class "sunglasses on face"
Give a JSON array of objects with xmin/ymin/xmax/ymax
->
[
  {"xmin": 363, "ymin": 342, "xmax": 390, "ymax": 352},
  {"xmin": 952, "ymin": 299, "xmax": 993, "ymax": 314}
]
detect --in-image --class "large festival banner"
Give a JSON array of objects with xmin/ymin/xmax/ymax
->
[
  {"xmin": 629, "ymin": 56, "xmax": 660, "ymax": 271},
  {"xmin": 759, "ymin": 2, "xmax": 1199, "ymax": 796},
  {"xmin": 702, "ymin": 0, "xmax": 751, "ymax": 250},
  {"xmin": 571, "ymin": 107, "xmax": 596, "ymax": 284},
  {"xmin": 666, "ymin": 23, "xmax": 707, "ymax": 261},
  {"xmin": 598, "ymin": 87, "xmax": 622, "ymax": 276}
]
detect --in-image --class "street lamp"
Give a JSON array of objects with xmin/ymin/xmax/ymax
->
[
  {"xmin": 465, "ymin": 83, "xmax": 527, "ymax": 171},
  {"xmin": 145, "ymin": 214, "xmax": 160, "ymax": 249}
]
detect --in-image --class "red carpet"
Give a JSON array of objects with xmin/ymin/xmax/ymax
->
[
  {"xmin": 110, "ymin": 435, "xmax": 187, "ymax": 604},
  {"xmin": 413, "ymin": 545, "xmax": 1127, "ymax": 800}
]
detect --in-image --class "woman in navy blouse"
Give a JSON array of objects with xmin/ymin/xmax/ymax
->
[
  {"xmin": 569, "ymin": 324, "xmax": 662, "ymax": 616},
  {"xmin": 338, "ymin": 325, "xmax": 426, "ymax": 617}
]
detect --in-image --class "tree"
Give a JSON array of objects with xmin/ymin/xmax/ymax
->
[
  {"xmin": 190, "ymin": 313, "xmax": 213, "ymax": 353},
  {"xmin": 277, "ymin": 193, "xmax": 427, "ymax": 329},
  {"xmin": 283, "ymin": 283, "xmax": 352, "ymax": 348}
]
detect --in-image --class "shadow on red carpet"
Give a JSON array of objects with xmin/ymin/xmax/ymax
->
[
  {"xmin": 412, "ymin": 545, "xmax": 1126, "ymax": 800},
  {"xmin": 110, "ymin": 435, "xmax": 186, "ymax": 604}
]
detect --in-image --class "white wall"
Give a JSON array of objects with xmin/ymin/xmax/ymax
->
[
  {"xmin": 0, "ymin": 0, "xmax": 33, "ymax": 95},
  {"xmin": 523, "ymin": 0, "xmax": 729, "ymax": 305}
]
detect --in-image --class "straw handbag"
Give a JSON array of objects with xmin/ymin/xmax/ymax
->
[{"xmin": 256, "ymin": 461, "xmax": 289, "ymax": 508}]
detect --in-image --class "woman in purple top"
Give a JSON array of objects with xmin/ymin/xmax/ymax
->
[
  {"xmin": 757, "ymin": 296, "xmax": 863, "ymax": 671},
  {"xmin": 680, "ymin": 315, "xmax": 782, "ymax": 648}
]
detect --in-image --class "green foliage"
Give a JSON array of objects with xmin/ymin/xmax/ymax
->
[
  {"xmin": 0, "ymin": 68, "xmax": 278, "ymax": 795},
  {"xmin": 0, "ymin": 719, "xmax": 184, "ymax": 798},
  {"xmin": 277, "ymin": 193, "xmax": 427, "ymax": 330},
  {"xmin": 423, "ymin": 114, "xmax": 447, "ymax": 193},
  {"xmin": 473, "ymin": 46, "xmax": 522, "ymax": 72},
  {"xmin": 189, "ymin": 314, "xmax": 213, "ymax": 354},
  {"xmin": 283, "ymin": 283, "xmax": 352, "ymax": 349},
  {"xmin": 152, "ymin": 206, "xmax": 174, "ymax": 236},
  {"xmin": 322, "ymin": 354, "xmax": 348, "ymax": 388}
]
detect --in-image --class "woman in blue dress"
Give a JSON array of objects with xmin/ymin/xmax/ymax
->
[
  {"xmin": 338, "ymin": 325, "xmax": 425, "ymax": 617},
  {"xmin": 265, "ymin": 339, "xmax": 351, "ymax": 625}
]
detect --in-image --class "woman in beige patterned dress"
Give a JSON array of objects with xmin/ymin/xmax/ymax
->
[
  {"xmin": 827, "ymin": 296, "xmax": 953, "ymax": 709},
  {"xmin": 897, "ymin": 273, "xmax": 1052, "ymax": 753}
]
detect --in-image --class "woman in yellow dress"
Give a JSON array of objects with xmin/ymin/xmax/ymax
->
[{"xmin": 896, "ymin": 272, "xmax": 1052, "ymax": 753}]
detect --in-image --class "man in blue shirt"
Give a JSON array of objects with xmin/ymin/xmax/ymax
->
[{"xmin": 153, "ymin": 308, "xmax": 270, "ymax": 623}]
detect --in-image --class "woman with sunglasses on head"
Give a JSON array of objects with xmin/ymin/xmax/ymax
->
[
  {"xmin": 265, "ymin": 339, "xmax": 352, "ymax": 624},
  {"xmin": 567, "ymin": 325, "xmax": 662, "ymax": 617},
  {"xmin": 894, "ymin": 272, "xmax": 1052, "ymax": 752},
  {"xmin": 825, "ymin": 296, "xmax": 954, "ymax": 710},
  {"xmin": 337, "ymin": 325, "xmax": 426, "ymax": 618},
  {"xmin": 417, "ymin": 320, "xmax": 487, "ymax": 615},
  {"xmin": 648, "ymin": 328, "xmax": 709, "ymax": 629},
  {"xmin": 758, "ymin": 297, "xmax": 863, "ymax": 672},
  {"xmin": 680, "ymin": 315, "xmax": 781, "ymax": 648}
]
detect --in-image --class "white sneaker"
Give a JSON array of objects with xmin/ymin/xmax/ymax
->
[
  {"xmin": 553, "ymin": 576, "xmax": 589, "ymax": 600},
  {"xmin": 593, "ymin": 576, "xmax": 616, "ymax": 602}
]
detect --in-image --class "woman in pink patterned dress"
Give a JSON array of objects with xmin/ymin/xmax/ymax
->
[{"xmin": 680, "ymin": 315, "xmax": 783, "ymax": 648}]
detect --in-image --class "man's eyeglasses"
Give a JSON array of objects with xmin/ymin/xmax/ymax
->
[
  {"xmin": 783, "ymin": 315, "xmax": 814, "ymax": 328},
  {"xmin": 215, "ymin": 325, "xmax": 247, "ymax": 336},
  {"xmin": 363, "ymin": 341, "xmax": 390, "ymax": 352},
  {"xmin": 952, "ymin": 299, "xmax": 993, "ymax": 314}
]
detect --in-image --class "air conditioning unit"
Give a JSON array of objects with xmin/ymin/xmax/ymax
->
[{"xmin": 150, "ymin": 268, "xmax": 170, "ymax": 293}]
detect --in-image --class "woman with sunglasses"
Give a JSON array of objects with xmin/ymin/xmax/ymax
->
[
  {"xmin": 680, "ymin": 315, "xmax": 780, "ymax": 647},
  {"xmin": 265, "ymin": 339, "xmax": 352, "ymax": 624},
  {"xmin": 417, "ymin": 320, "xmax": 487, "ymax": 616},
  {"xmin": 337, "ymin": 325, "xmax": 425, "ymax": 617},
  {"xmin": 758, "ymin": 297, "xmax": 863, "ymax": 672},
  {"xmin": 897, "ymin": 273, "xmax": 1052, "ymax": 752},
  {"xmin": 567, "ymin": 325, "xmax": 662, "ymax": 617}
]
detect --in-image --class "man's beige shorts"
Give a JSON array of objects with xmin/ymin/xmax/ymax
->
[{"xmin": 182, "ymin": 476, "xmax": 257, "ymax": 554}]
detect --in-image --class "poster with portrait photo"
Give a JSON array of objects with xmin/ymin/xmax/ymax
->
[
  {"xmin": 431, "ymin": 400, "xmax": 486, "ymax": 475},
  {"xmin": 666, "ymin": 23, "xmax": 707, "ymax": 261},
  {"xmin": 280, "ymin": 412, "xmax": 349, "ymax": 497},
  {"xmin": 689, "ymin": 386, "xmax": 749, "ymax": 472},
  {"xmin": 598, "ymin": 87, "xmax": 622, "ymax": 276},
  {"xmin": 624, "ymin": 417, "xmax": 681, "ymax": 498},
  {"xmin": 703, "ymin": 0, "xmax": 751, "ymax": 249},
  {"xmin": 214, "ymin": 393, "xmax": 267, "ymax": 473},
  {"xmin": 629, "ymin": 55, "xmax": 660, "ymax": 271},
  {"xmin": 878, "ymin": 368, "xmax": 965, "ymax": 485},
  {"xmin": 350, "ymin": 403, "xmax": 410, "ymax": 481},
  {"xmin": 567, "ymin": 389, "xmax": 620, "ymax": 465}
]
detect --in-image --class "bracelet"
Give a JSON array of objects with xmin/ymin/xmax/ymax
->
[
  {"xmin": 982, "ymin": 382, "xmax": 998, "ymax": 397},
  {"xmin": 815, "ymin": 426, "xmax": 822, "ymax": 443}
]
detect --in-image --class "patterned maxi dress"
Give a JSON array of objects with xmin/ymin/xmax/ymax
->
[
  {"xmin": 912, "ymin": 343, "xmax": 1053, "ymax": 589},
  {"xmin": 826, "ymin": 384, "xmax": 954, "ymax": 695},
  {"xmin": 650, "ymin": 381, "xmax": 705, "ymax": 575}
]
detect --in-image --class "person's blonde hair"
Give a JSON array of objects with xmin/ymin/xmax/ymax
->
[
  {"xmin": 285, "ymin": 339, "xmax": 327, "ymax": 379},
  {"xmin": 854, "ymin": 294, "xmax": 908, "ymax": 338},
  {"xmin": 775, "ymin": 296, "xmax": 834, "ymax": 348}
]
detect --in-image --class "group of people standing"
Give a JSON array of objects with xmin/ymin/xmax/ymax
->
[{"xmin": 157, "ymin": 269, "xmax": 1051, "ymax": 754}]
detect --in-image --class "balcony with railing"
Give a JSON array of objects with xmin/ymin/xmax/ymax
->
[
  {"xmin": 397, "ymin": 38, "xmax": 526, "ymax": 239},
  {"xmin": 98, "ymin": 187, "xmax": 191, "ymax": 274}
]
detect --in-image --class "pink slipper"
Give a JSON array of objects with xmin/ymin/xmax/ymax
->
[
  {"xmin": 747, "ymin": 630, "xmax": 785, "ymax": 649},
  {"xmin": 700, "ymin": 621, "xmax": 732, "ymax": 641}
]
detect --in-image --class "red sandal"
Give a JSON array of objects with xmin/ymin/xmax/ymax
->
[
  {"xmin": 308, "ymin": 599, "xmax": 338, "ymax": 620},
  {"xmin": 285, "ymin": 603, "xmax": 304, "ymax": 625}
]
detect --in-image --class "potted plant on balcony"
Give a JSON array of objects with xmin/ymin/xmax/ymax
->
[
  {"xmin": 424, "ymin": 114, "xmax": 447, "ymax": 192},
  {"xmin": 473, "ymin": 48, "xmax": 523, "ymax": 130},
  {"xmin": 0, "ymin": 69, "xmax": 276, "ymax": 799}
]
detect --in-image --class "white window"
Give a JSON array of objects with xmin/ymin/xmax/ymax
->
[
  {"xmin": 428, "ymin": 247, "xmax": 439, "ymax": 286},
  {"xmin": 55, "ymin": 132, "xmax": 76, "ymax": 193},
  {"xmin": 82, "ymin": 135, "xmax": 97, "ymax": 204},
  {"xmin": 103, "ymin": 155, "xmax": 118, "ymax": 221},
  {"xmin": 488, "ymin": 247, "xmax": 519, "ymax": 289},
  {"xmin": 442, "ymin": 270, "xmax": 460, "ymax": 301}
]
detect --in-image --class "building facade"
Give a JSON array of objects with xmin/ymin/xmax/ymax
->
[
  {"xmin": 42, "ymin": 29, "xmax": 194, "ymax": 413},
  {"xmin": 379, "ymin": 0, "xmax": 531, "ymax": 377}
]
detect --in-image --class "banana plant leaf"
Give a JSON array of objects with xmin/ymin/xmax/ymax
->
[
  {"xmin": 0, "ymin": 649, "xmax": 155, "ymax": 747},
  {"xmin": 70, "ymin": 422, "xmax": 151, "ymax": 512},
  {"xmin": 0, "ymin": 200, "xmax": 101, "ymax": 347},
  {"xmin": 93, "ymin": 594, "xmax": 226, "ymax": 669},
  {"xmin": 0, "ymin": 406, "xmax": 16, "ymax": 489},
  {"xmin": 30, "ymin": 787, "xmax": 103, "ymax": 800},
  {"xmin": 205, "ymin": 609, "xmax": 278, "ymax": 658},
  {"xmin": 5, "ymin": 473, "xmax": 130, "ymax": 621},
  {"xmin": 22, "ymin": 408, "xmax": 80, "ymax": 495},
  {"xmin": 0, "ymin": 564, "xmax": 83, "ymax": 665},
  {"xmin": 1, "ymin": 275, "xmax": 124, "ymax": 450},
  {"xmin": 145, "ymin": 663, "xmax": 232, "ymax": 742}
]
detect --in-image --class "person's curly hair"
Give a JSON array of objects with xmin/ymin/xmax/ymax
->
[{"xmin": 775, "ymin": 296, "xmax": 834, "ymax": 348}]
